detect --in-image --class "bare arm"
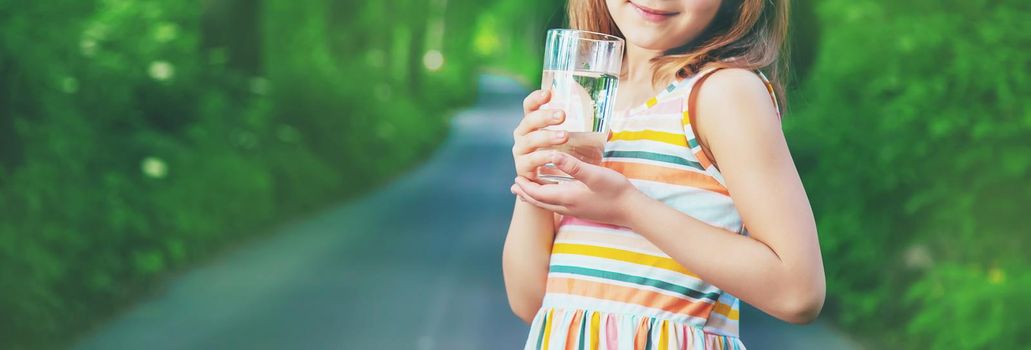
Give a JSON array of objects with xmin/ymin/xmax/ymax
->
[
  {"xmin": 502, "ymin": 202, "xmax": 559, "ymax": 324},
  {"xmin": 502, "ymin": 89, "xmax": 567, "ymax": 324},
  {"xmin": 621, "ymin": 68, "xmax": 825, "ymax": 324}
]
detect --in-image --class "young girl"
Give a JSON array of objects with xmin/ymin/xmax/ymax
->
[{"xmin": 502, "ymin": 0, "xmax": 825, "ymax": 349}]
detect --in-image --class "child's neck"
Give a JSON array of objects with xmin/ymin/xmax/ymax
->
[
  {"xmin": 616, "ymin": 44, "xmax": 669, "ymax": 113},
  {"xmin": 624, "ymin": 44, "xmax": 665, "ymax": 85}
]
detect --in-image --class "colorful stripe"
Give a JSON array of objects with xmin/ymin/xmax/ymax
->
[
  {"xmin": 567, "ymin": 310, "xmax": 584, "ymax": 350},
  {"xmin": 601, "ymin": 161, "xmax": 729, "ymax": 196},
  {"xmin": 634, "ymin": 318, "xmax": 648, "ymax": 350},
  {"xmin": 645, "ymin": 96, "xmax": 658, "ymax": 108},
  {"xmin": 541, "ymin": 308, "xmax": 554, "ymax": 350},
  {"xmin": 589, "ymin": 311, "xmax": 600, "ymax": 350},
  {"xmin": 551, "ymin": 243, "xmax": 699, "ymax": 278},
  {"xmin": 536, "ymin": 311, "xmax": 548, "ymax": 349},
  {"xmin": 545, "ymin": 277, "xmax": 720, "ymax": 320},
  {"xmin": 558, "ymin": 216, "xmax": 628, "ymax": 231},
  {"xmin": 658, "ymin": 319, "xmax": 669, "ymax": 349},
  {"xmin": 603, "ymin": 150, "xmax": 704, "ymax": 171},
  {"xmin": 554, "ymin": 230, "xmax": 665, "ymax": 257},
  {"xmin": 712, "ymin": 301, "xmax": 740, "ymax": 320},
  {"xmin": 609, "ymin": 129, "xmax": 688, "ymax": 148},
  {"xmin": 526, "ymin": 308, "xmax": 748, "ymax": 350},
  {"xmin": 548, "ymin": 266, "xmax": 719, "ymax": 303},
  {"xmin": 606, "ymin": 314, "xmax": 618, "ymax": 350}
]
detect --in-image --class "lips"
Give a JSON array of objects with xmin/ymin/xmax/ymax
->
[{"xmin": 629, "ymin": 1, "xmax": 679, "ymax": 22}]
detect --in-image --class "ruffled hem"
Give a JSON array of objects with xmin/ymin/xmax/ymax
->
[{"xmin": 524, "ymin": 306, "xmax": 746, "ymax": 350}]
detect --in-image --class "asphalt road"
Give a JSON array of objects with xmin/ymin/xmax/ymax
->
[{"xmin": 73, "ymin": 75, "xmax": 864, "ymax": 350}]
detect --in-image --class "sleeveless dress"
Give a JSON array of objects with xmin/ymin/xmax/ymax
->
[{"xmin": 522, "ymin": 67, "xmax": 781, "ymax": 350}]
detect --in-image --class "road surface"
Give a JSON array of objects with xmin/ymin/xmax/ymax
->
[{"xmin": 74, "ymin": 75, "xmax": 864, "ymax": 350}]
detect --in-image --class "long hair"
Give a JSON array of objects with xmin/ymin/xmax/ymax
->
[{"xmin": 567, "ymin": 0, "xmax": 790, "ymax": 108}]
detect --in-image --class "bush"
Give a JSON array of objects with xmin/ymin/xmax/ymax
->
[{"xmin": 786, "ymin": 1, "xmax": 1030, "ymax": 348}]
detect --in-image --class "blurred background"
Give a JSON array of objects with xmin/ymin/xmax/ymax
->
[{"xmin": 0, "ymin": 0, "xmax": 1028, "ymax": 349}]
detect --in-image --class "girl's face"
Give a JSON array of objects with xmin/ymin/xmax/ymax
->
[{"xmin": 606, "ymin": 0, "xmax": 722, "ymax": 51}]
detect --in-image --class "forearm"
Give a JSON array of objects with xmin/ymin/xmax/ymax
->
[
  {"xmin": 620, "ymin": 192, "xmax": 824, "ymax": 324},
  {"xmin": 502, "ymin": 199, "xmax": 556, "ymax": 324}
]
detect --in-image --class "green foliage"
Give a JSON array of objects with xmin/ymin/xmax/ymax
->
[
  {"xmin": 475, "ymin": 1, "xmax": 566, "ymax": 86},
  {"xmin": 0, "ymin": 0, "xmax": 487, "ymax": 348},
  {"xmin": 903, "ymin": 263, "xmax": 1029, "ymax": 349},
  {"xmin": 786, "ymin": 0, "xmax": 1030, "ymax": 348}
]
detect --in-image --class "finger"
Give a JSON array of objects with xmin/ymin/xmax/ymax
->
[
  {"xmin": 513, "ymin": 188, "xmax": 559, "ymax": 211},
  {"xmin": 514, "ymin": 108, "xmax": 565, "ymax": 137},
  {"xmin": 517, "ymin": 150, "xmax": 559, "ymax": 172},
  {"xmin": 522, "ymin": 88, "xmax": 552, "ymax": 116},
  {"xmin": 515, "ymin": 176, "xmax": 566, "ymax": 205},
  {"xmin": 513, "ymin": 129, "xmax": 568, "ymax": 155},
  {"xmin": 512, "ymin": 181, "xmax": 567, "ymax": 212},
  {"xmin": 515, "ymin": 150, "xmax": 558, "ymax": 179},
  {"xmin": 551, "ymin": 151, "xmax": 599, "ymax": 185},
  {"xmin": 511, "ymin": 184, "xmax": 528, "ymax": 201}
]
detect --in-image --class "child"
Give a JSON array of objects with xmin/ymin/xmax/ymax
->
[{"xmin": 503, "ymin": 0, "xmax": 825, "ymax": 349}]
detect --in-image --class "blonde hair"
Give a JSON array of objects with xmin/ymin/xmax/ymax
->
[{"xmin": 567, "ymin": 0, "xmax": 790, "ymax": 107}]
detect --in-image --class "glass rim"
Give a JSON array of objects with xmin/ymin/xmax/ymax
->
[{"xmin": 546, "ymin": 28, "xmax": 624, "ymax": 44}]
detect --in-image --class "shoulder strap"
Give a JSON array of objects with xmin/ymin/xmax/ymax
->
[
  {"xmin": 685, "ymin": 68, "xmax": 782, "ymax": 172},
  {"xmin": 685, "ymin": 67, "xmax": 726, "ymax": 171},
  {"xmin": 755, "ymin": 70, "xmax": 783, "ymax": 120}
]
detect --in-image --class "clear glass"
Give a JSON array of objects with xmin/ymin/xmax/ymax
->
[{"xmin": 536, "ymin": 29, "xmax": 624, "ymax": 183}]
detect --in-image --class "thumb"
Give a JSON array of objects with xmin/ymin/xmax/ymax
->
[{"xmin": 552, "ymin": 151, "xmax": 598, "ymax": 185}]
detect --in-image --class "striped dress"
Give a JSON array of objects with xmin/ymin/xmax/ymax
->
[{"xmin": 522, "ymin": 67, "xmax": 781, "ymax": 350}]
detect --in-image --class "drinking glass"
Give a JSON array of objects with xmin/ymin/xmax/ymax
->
[{"xmin": 536, "ymin": 29, "xmax": 624, "ymax": 183}]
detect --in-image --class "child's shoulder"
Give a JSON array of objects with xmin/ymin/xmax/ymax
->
[
  {"xmin": 696, "ymin": 68, "xmax": 774, "ymax": 102},
  {"xmin": 688, "ymin": 67, "xmax": 784, "ymax": 161},
  {"xmin": 666, "ymin": 68, "xmax": 774, "ymax": 106},
  {"xmin": 691, "ymin": 67, "xmax": 780, "ymax": 122}
]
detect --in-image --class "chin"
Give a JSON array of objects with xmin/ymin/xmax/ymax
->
[{"xmin": 606, "ymin": 0, "xmax": 720, "ymax": 52}]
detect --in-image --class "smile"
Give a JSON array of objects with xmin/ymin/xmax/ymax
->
[{"xmin": 629, "ymin": 1, "xmax": 679, "ymax": 22}]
